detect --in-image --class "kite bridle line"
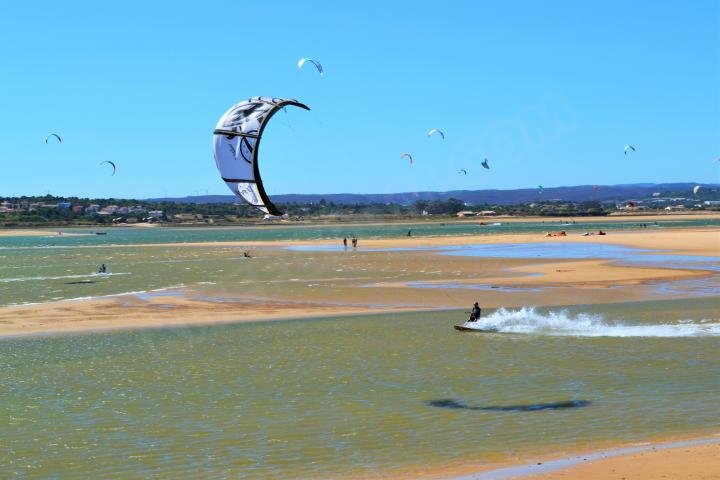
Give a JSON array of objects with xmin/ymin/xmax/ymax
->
[{"xmin": 213, "ymin": 130, "xmax": 260, "ymax": 139}]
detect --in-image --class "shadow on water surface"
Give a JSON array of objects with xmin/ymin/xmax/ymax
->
[
  {"xmin": 64, "ymin": 280, "xmax": 97, "ymax": 285},
  {"xmin": 427, "ymin": 399, "xmax": 591, "ymax": 412}
]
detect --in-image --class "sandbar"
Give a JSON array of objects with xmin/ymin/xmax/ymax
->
[{"xmin": 0, "ymin": 228, "xmax": 717, "ymax": 338}]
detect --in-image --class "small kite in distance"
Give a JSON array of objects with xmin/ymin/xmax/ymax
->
[
  {"xmin": 458, "ymin": 169, "xmax": 467, "ymax": 175},
  {"xmin": 400, "ymin": 153, "xmax": 414, "ymax": 166},
  {"xmin": 538, "ymin": 185, "xmax": 544, "ymax": 194},
  {"xmin": 481, "ymin": 158, "xmax": 490, "ymax": 169},
  {"xmin": 624, "ymin": 145, "xmax": 636, "ymax": 155},
  {"xmin": 100, "ymin": 161, "xmax": 117, "ymax": 176},
  {"xmin": 693, "ymin": 185, "xmax": 701, "ymax": 195},
  {"xmin": 45, "ymin": 133, "xmax": 62, "ymax": 144},
  {"xmin": 427, "ymin": 128, "xmax": 445, "ymax": 139},
  {"xmin": 297, "ymin": 58, "xmax": 324, "ymax": 76}
]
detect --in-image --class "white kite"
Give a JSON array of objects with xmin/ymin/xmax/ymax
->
[
  {"xmin": 99, "ymin": 161, "xmax": 117, "ymax": 176},
  {"xmin": 297, "ymin": 58, "xmax": 324, "ymax": 76},
  {"xmin": 427, "ymin": 128, "xmax": 445, "ymax": 139},
  {"xmin": 212, "ymin": 96, "xmax": 310, "ymax": 216}
]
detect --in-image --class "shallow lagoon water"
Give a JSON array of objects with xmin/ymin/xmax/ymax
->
[
  {"xmin": 2, "ymin": 236, "xmax": 718, "ymax": 307},
  {"xmin": 292, "ymin": 242, "xmax": 720, "ymax": 271},
  {"xmin": 1, "ymin": 218, "xmax": 718, "ymax": 249},
  {"xmin": 1, "ymin": 224, "xmax": 718, "ymax": 478},
  {"xmin": 1, "ymin": 298, "xmax": 718, "ymax": 479}
]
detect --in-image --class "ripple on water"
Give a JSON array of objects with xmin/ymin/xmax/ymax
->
[{"xmin": 1, "ymin": 300, "xmax": 719, "ymax": 478}]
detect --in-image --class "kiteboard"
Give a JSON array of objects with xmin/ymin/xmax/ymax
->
[{"xmin": 454, "ymin": 324, "xmax": 500, "ymax": 333}]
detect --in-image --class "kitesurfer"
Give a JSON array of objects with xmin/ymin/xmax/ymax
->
[
  {"xmin": 98, "ymin": 264, "xmax": 107, "ymax": 273},
  {"xmin": 407, "ymin": 229, "xmax": 412, "ymax": 237},
  {"xmin": 469, "ymin": 302, "xmax": 482, "ymax": 322},
  {"xmin": 343, "ymin": 237, "xmax": 348, "ymax": 249}
]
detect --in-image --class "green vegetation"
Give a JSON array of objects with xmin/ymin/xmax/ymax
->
[{"xmin": 1, "ymin": 193, "xmax": 717, "ymax": 227}]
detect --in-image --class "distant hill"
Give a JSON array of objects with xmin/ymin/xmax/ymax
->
[{"xmin": 148, "ymin": 183, "xmax": 717, "ymax": 206}]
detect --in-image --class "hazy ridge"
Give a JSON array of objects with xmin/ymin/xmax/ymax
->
[{"xmin": 149, "ymin": 182, "xmax": 717, "ymax": 205}]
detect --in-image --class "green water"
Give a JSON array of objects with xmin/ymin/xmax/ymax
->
[
  {"xmin": 1, "ymin": 224, "xmax": 718, "ymax": 307},
  {"xmin": 1, "ymin": 298, "xmax": 719, "ymax": 479},
  {"xmin": 1, "ymin": 218, "xmax": 718, "ymax": 248}
]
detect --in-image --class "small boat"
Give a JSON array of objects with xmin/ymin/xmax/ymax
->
[{"xmin": 95, "ymin": 232, "xmax": 107, "ymax": 235}]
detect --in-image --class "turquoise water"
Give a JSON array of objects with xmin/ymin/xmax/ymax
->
[
  {"xmin": 1, "ymin": 298, "xmax": 719, "ymax": 479},
  {"xmin": 291, "ymin": 242, "xmax": 720, "ymax": 271},
  {"xmin": 2, "ymin": 232, "xmax": 718, "ymax": 307},
  {"xmin": 1, "ymin": 218, "xmax": 718, "ymax": 248}
]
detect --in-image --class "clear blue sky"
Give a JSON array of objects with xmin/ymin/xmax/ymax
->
[{"xmin": 1, "ymin": 1, "xmax": 718, "ymax": 199}]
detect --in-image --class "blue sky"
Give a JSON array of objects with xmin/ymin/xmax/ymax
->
[{"xmin": 0, "ymin": 1, "xmax": 718, "ymax": 199}]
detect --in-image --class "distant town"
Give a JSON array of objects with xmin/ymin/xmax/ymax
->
[{"xmin": 1, "ymin": 187, "xmax": 719, "ymax": 227}]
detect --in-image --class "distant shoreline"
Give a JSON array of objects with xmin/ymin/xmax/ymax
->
[{"xmin": 1, "ymin": 211, "xmax": 719, "ymax": 237}]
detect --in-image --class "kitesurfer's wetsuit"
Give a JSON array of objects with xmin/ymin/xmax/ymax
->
[{"xmin": 469, "ymin": 304, "xmax": 481, "ymax": 322}]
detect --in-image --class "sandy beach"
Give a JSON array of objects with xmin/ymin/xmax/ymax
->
[
  {"xmin": 329, "ymin": 434, "xmax": 720, "ymax": 480},
  {"xmin": 519, "ymin": 438, "xmax": 720, "ymax": 480},
  {"xmin": 0, "ymin": 228, "xmax": 717, "ymax": 338}
]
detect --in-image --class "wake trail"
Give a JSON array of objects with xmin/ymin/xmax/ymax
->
[{"xmin": 464, "ymin": 307, "xmax": 720, "ymax": 337}]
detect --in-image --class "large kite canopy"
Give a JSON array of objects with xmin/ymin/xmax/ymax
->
[
  {"xmin": 427, "ymin": 128, "xmax": 445, "ymax": 139},
  {"xmin": 297, "ymin": 58, "xmax": 323, "ymax": 76},
  {"xmin": 212, "ymin": 96, "xmax": 310, "ymax": 216},
  {"xmin": 100, "ymin": 161, "xmax": 117, "ymax": 176},
  {"xmin": 45, "ymin": 133, "xmax": 62, "ymax": 144}
]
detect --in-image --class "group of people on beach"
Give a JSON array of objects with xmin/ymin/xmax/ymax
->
[
  {"xmin": 342, "ymin": 236, "xmax": 358, "ymax": 249},
  {"xmin": 546, "ymin": 230, "xmax": 608, "ymax": 237}
]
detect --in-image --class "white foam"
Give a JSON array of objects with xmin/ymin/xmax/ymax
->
[
  {"xmin": 0, "ymin": 272, "xmax": 131, "ymax": 283},
  {"xmin": 466, "ymin": 307, "xmax": 720, "ymax": 337}
]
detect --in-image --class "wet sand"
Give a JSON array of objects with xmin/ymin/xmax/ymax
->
[
  {"xmin": 87, "ymin": 225, "xmax": 717, "ymax": 256},
  {"xmin": 330, "ymin": 434, "xmax": 720, "ymax": 480},
  {"xmin": 0, "ymin": 229, "xmax": 717, "ymax": 337},
  {"xmin": 517, "ymin": 438, "xmax": 720, "ymax": 480},
  {"xmin": 468, "ymin": 435, "xmax": 720, "ymax": 480}
]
